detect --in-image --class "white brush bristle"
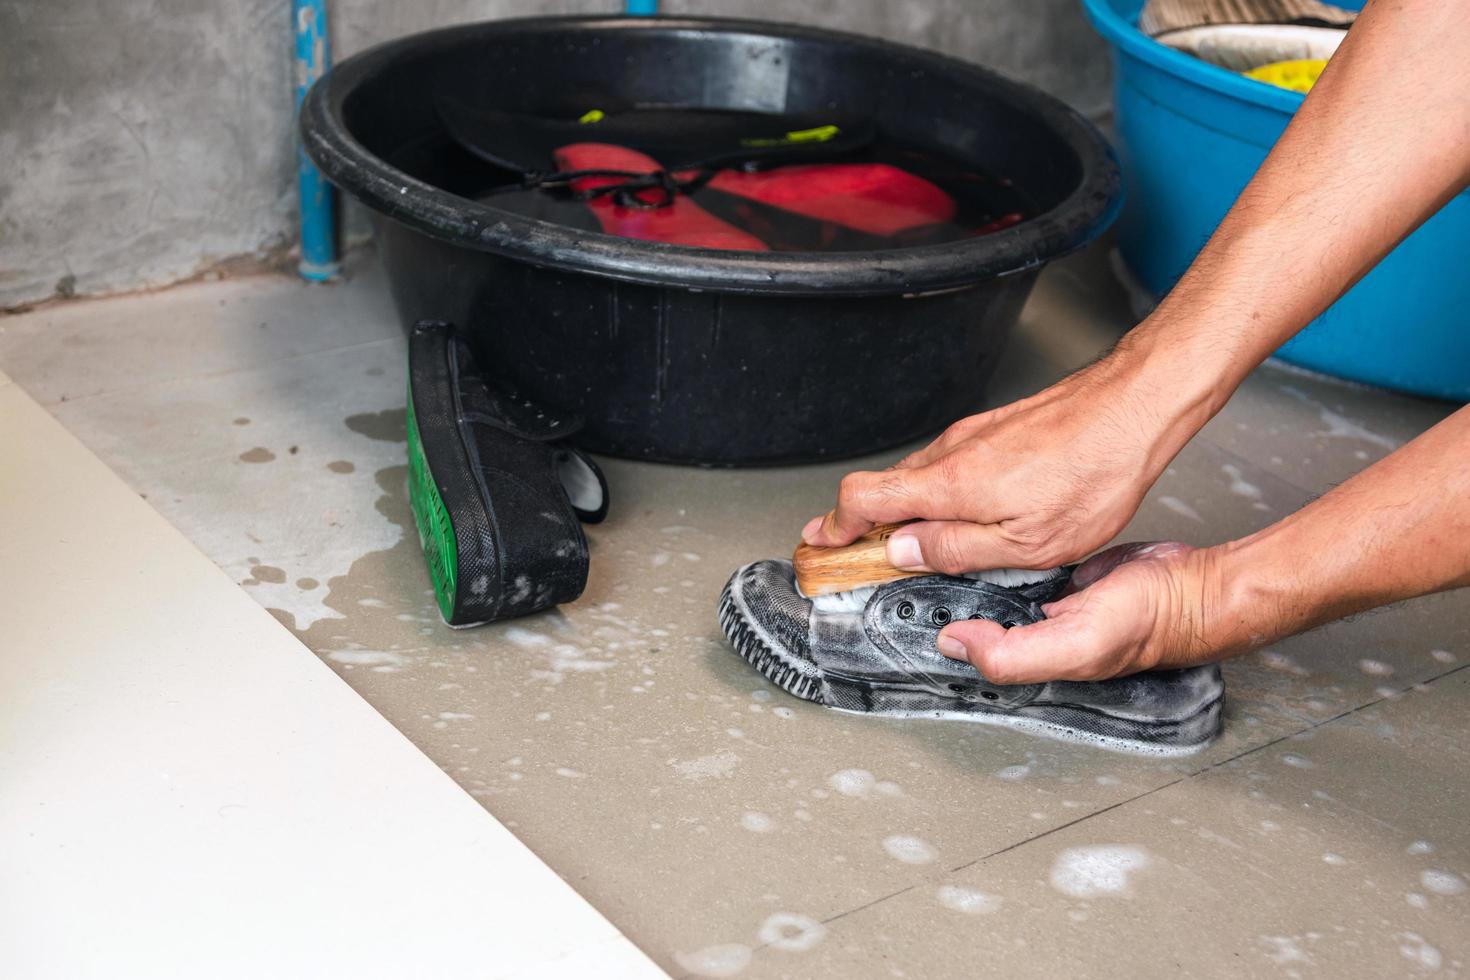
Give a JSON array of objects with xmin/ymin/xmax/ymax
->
[
  {"xmin": 804, "ymin": 566, "xmax": 1064, "ymax": 613},
  {"xmin": 966, "ymin": 566, "xmax": 1066, "ymax": 588},
  {"xmin": 807, "ymin": 585, "xmax": 877, "ymax": 613}
]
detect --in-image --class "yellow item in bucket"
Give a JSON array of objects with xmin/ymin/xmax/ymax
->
[{"xmin": 1245, "ymin": 58, "xmax": 1328, "ymax": 93}]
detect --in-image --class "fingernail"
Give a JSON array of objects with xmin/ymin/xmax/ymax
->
[
  {"xmin": 936, "ymin": 632, "xmax": 967, "ymax": 661},
  {"xmin": 886, "ymin": 531, "xmax": 924, "ymax": 570},
  {"xmin": 801, "ymin": 516, "xmax": 825, "ymax": 543}
]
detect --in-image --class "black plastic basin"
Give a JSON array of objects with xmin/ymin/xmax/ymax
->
[{"xmin": 301, "ymin": 15, "xmax": 1120, "ymax": 465}]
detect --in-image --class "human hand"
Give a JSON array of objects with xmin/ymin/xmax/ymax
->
[
  {"xmin": 801, "ymin": 352, "xmax": 1212, "ymax": 574},
  {"xmin": 934, "ymin": 541, "xmax": 1224, "ymax": 683}
]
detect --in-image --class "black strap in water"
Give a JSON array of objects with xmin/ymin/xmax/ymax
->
[
  {"xmin": 435, "ymin": 94, "xmax": 876, "ymax": 177},
  {"xmin": 479, "ymin": 165, "xmax": 719, "ymax": 210}
]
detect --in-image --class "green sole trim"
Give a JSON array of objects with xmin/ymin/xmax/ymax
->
[{"xmin": 406, "ymin": 386, "xmax": 458, "ymax": 623}]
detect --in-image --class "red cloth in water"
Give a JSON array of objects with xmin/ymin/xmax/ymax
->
[{"xmin": 694, "ymin": 163, "xmax": 955, "ymax": 236}]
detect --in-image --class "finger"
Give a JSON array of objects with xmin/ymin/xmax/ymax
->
[
  {"xmin": 801, "ymin": 463, "xmax": 966, "ymax": 547},
  {"xmin": 885, "ymin": 519, "xmax": 1033, "ymax": 574},
  {"xmin": 938, "ymin": 607, "xmax": 1117, "ymax": 684}
]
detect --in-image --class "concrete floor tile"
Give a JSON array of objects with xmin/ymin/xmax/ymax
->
[
  {"xmin": 0, "ymin": 249, "xmax": 395, "ymax": 407},
  {"xmin": 3, "ymin": 246, "xmax": 1465, "ymax": 977},
  {"xmin": 1202, "ymin": 360, "xmax": 1458, "ymax": 497},
  {"xmin": 787, "ymin": 668, "xmax": 1470, "ymax": 980},
  {"xmin": 43, "ymin": 338, "xmax": 408, "ymax": 630}
]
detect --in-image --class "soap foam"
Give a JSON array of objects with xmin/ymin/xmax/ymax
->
[
  {"xmin": 1049, "ymin": 845, "xmax": 1151, "ymax": 898},
  {"xmin": 674, "ymin": 944, "xmax": 752, "ymax": 978},
  {"xmin": 936, "ymin": 885, "xmax": 1001, "ymax": 915},
  {"xmin": 757, "ymin": 913, "xmax": 826, "ymax": 952},
  {"xmin": 882, "ymin": 834, "xmax": 937, "ymax": 864},
  {"xmin": 1420, "ymin": 869, "xmax": 1466, "ymax": 896}
]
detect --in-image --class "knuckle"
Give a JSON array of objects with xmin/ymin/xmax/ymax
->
[
  {"xmin": 932, "ymin": 449, "xmax": 969, "ymax": 487},
  {"xmin": 977, "ymin": 655, "xmax": 1020, "ymax": 686},
  {"xmin": 893, "ymin": 451, "xmax": 922, "ymax": 470},
  {"xmin": 1006, "ymin": 517, "xmax": 1080, "ymax": 567},
  {"xmin": 927, "ymin": 528, "xmax": 972, "ymax": 574},
  {"xmin": 870, "ymin": 473, "xmax": 914, "ymax": 505}
]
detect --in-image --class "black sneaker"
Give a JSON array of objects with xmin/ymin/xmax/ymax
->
[
  {"xmin": 718, "ymin": 559, "xmax": 1224, "ymax": 754},
  {"xmin": 407, "ymin": 321, "xmax": 608, "ymax": 627}
]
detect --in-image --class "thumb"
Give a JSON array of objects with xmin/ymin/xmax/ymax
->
[
  {"xmin": 885, "ymin": 520, "xmax": 1027, "ymax": 575},
  {"xmin": 937, "ymin": 614, "xmax": 1086, "ymax": 685}
]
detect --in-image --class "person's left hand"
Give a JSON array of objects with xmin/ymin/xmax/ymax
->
[{"xmin": 935, "ymin": 541, "xmax": 1226, "ymax": 683}]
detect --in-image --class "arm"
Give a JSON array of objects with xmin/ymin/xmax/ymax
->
[
  {"xmin": 803, "ymin": 0, "xmax": 1470, "ymax": 577},
  {"xmin": 937, "ymin": 403, "xmax": 1470, "ymax": 682}
]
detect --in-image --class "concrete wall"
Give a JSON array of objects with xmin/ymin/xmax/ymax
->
[{"xmin": 0, "ymin": 0, "xmax": 1111, "ymax": 309}]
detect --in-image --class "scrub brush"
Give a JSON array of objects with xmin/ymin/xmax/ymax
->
[{"xmin": 792, "ymin": 520, "xmax": 1066, "ymax": 612}]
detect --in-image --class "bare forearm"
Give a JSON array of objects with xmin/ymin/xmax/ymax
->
[
  {"xmin": 1121, "ymin": 0, "xmax": 1470, "ymax": 416},
  {"xmin": 1197, "ymin": 405, "xmax": 1470, "ymax": 656}
]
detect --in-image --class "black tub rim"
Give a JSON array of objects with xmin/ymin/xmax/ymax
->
[{"xmin": 301, "ymin": 14, "xmax": 1122, "ymax": 298}]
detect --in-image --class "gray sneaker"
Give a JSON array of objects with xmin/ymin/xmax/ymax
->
[{"xmin": 718, "ymin": 559, "xmax": 1224, "ymax": 754}]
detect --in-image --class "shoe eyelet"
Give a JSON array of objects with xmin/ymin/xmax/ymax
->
[
  {"xmin": 980, "ymin": 690, "xmax": 1000, "ymax": 701},
  {"xmin": 1000, "ymin": 620, "xmax": 1017, "ymax": 630},
  {"xmin": 897, "ymin": 601, "xmax": 915, "ymax": 620},
  {"xmin": 931, "ymin": 606, "xmax": 951, "ymax": 626}
]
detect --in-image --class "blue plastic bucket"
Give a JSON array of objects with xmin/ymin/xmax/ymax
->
[{"xmin": 1082, "ymin": 0, "xmax": 1469, "ymax": 402}]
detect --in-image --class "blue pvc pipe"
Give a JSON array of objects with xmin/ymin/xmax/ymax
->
[
  {"xmin": 294, "ymin": 0, "xmax": 339, "ymax": 281},
  {"xmin": 625, "ymin": 0, "xmax": 658, "ymax": 15}
]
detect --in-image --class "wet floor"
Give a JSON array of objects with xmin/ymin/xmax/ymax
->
[{"xmin": 2, "ymin": 243, "xmax": 1465, "ymax": 977}]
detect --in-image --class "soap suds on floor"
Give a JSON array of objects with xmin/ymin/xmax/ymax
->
[
  {"xmin": 828, "ymin": 769, "xmax": 901, "ymax": 798},
  {"xmin": 1420, "ymin": 869, "xmax": 1466, "ymax": 895},
  {"xmin": 936, "ymin": 885, "xmax": 1001, "ymax": 915},
  {"xmin": 675, "ymin": 944, "xmax": 752, "ymax": 978},
  {"xmin": 1280, "ymin": 385, "xmax": 1400, "ymax": 450},
  {"xmin": 673, "ymin": 752, "xmax": 741, "ymax": 781},
  {"xmin": 1260, "ymin": 934, "xmax": 1312, "ymax": 967},
  {"xmin": 326, "ymin": 649, "xmax": 411, "ymax": 668},
  {"xmin": 1049, "ymin": 845, "xmax": 1150, "ymax": 898},
  {"xmin": 1157, "ymin": 495, "xmax": 1202, "ymax": 522},
  {"xmin": 1221, "ymin": 463, "xmax": 1270, "ymax": 511},
  {"xmin": 882, "ymin": 835, "xmax": 936, "ymax": 865},
  {"xmin": 757, "ymin": 913, "xmax": 826, "ymax": 952},
  {"xmin": 741, "ymin": 811, "xmax": 774, "ymax": 833},
  {"xmin": 1258, "ymin": 650, "xmax": 1310, "ymax": 676},
  {"xmin": 829, "ymin": 769, "xmax": 876, "ymax": 797},
  {"xmin": 1396, "ymin": 932, "xmax": 1443, "ymax": 970}
]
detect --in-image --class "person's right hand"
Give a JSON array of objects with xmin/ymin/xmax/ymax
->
[{"xmin": 801, "ymin": 349, "xmax": 1212, "ymax": 574}]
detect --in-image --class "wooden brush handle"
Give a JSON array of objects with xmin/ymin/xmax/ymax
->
[{"xmin": 793, "ymin": 520, "xmax": 925, "ymax": 597}]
